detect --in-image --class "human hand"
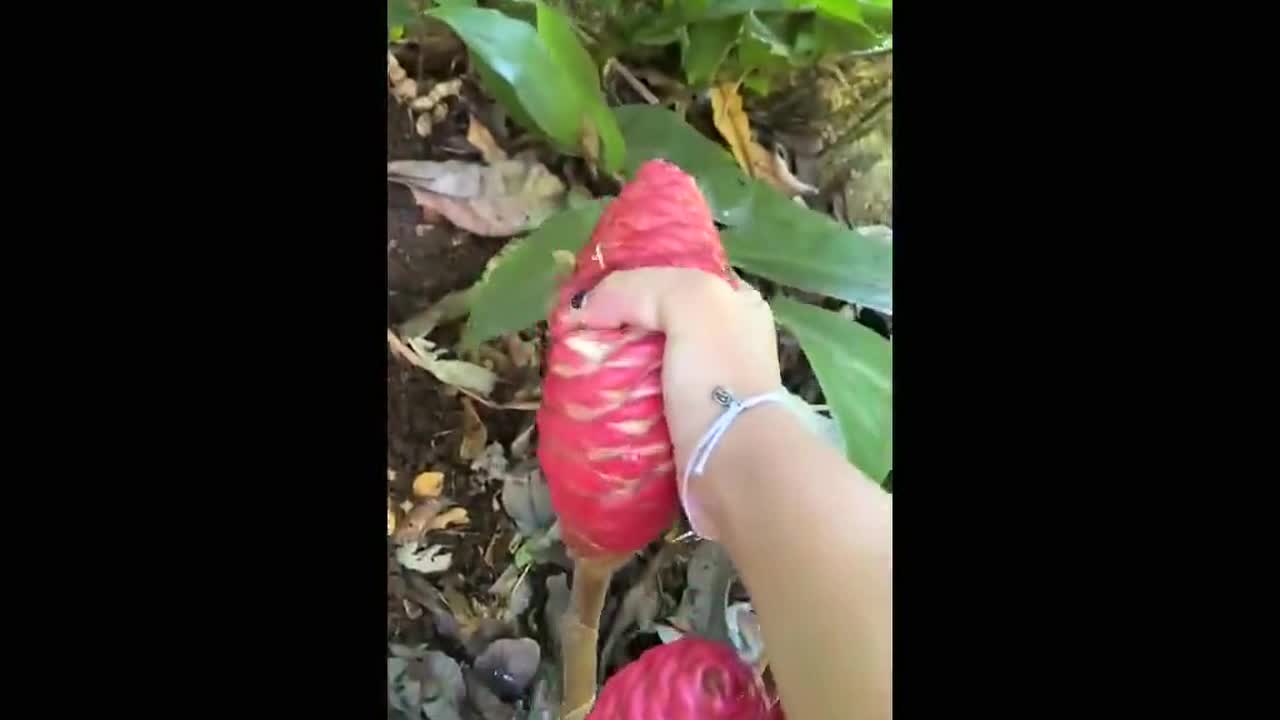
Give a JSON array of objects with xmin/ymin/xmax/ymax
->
[{"xmin": 561, "ymin": 267, "xmax": 783, "ymax": 536}]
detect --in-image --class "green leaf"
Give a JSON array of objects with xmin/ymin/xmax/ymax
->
[
  {"xmin": 722, "ymin": 187, "xmax": 892, "ymax": 313},
  {"xmin": 684, "ymin": 15, "xmax": 744, "ymax": 86},
  {"xmin": 615, "ymin": 104, "xmax": 755, "ymax": 223},
  {"xmin": 771, "ymin": 297, "xmax": 891, "ymax": 482},
  {"xmin": 389, "ymin": 0, "xmax": 417, "ymax": 30},
  {"xmin": 616, "ymin": 105, "xmax": 892, "ymax": 313},
  {"xmin": 535, "ymin": 2, "xmax": 625, "ymax": 172},
  {"xmin": 471, "ymin": 52, "xmax": 541, "ymax": 136},
  {"xmin": 427, "ymin": 6, "xmax": 583, "ymax": 152},
  {"xmin": 462, "ymin": 200, "xmax": 609, "ymax": 348},
  {"xmin": 813, "ymin": 9, "xmax": 884, "ymax": 54}
]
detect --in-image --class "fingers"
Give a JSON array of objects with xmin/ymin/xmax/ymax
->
[{"xmin": 563, "ymin": 268, "xmax": 735, "ymax": 333}]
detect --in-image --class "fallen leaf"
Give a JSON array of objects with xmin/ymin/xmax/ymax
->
[
  {"xmin": 387, "ymin": 159, "xmax": 566, "ymax": 237},
  {"xmin": 600, "ymin": 546, "xmax": 668, "ymax": 677},
  {"xmin": 430, "ymin": 506, "xmax": 470, "ymax": 531},
  {"xmin": 710, "ymin": 82, "xmax": 753, "ymax": 173},
  {"xmin": 580, "ymin": 115, "xmax": 601, "ymax": 168},
  {"xmin": 459, "ymin": 397, "xmax": 488, "ymax": 461},
  {"xmin": 466, "ymin": 668, "xmax": 517, "ymax": 720},
  {"xmin": 710, "ymin": 82, "xmax": 817, "ymax": 197},
  {"xmin": 500, "ymin": 464, "xmax": 555, "ymax": 536},
  {"xmin": 654, "ymin": 623, "xmax": 686, "ymax": 644},
  {"xmin": 543, "ymin": 574, "xmax": 571, "ymax": 657},
  {"xmin": 388, "ymin": 498, "xmax": 397, "ymax": 537},
  {"xmin": 411, "ymin": 79, "xmax": 463, "ymax": 113},
  {"xmin": 476, "ymin": 637, "xmax": 542, "ymax": 699},
  {"xmin": 395, "ymin": 541, "xmax": 453, "ymax": 574},
  {"xmin": 676, "ymin": 541, "xmax": 735, "ymax": 645},
  {"xmin": 392, "ymin": 78, "xmax": 418, "ymax": 103},
  {"xmin": 413, "ymin": 471, "xmax": 445, "ymax": 498},
  {"xmin": 388, "ymin": 329, "xmax": 498, "ymax": 396},
  {"xmin": 398, "ymin": 288, "xmax": 474, "ymax": 342},
  {"xmin": 468, "ymin": 115, "xmax": 509, "ymax": 164},
  {"xmin": 388, "ymin": 52, "xmax": 408, "ymax": 85},
  {"xmin": 388, "ymin": 646, "xmax": 466, "ymax": 720},
  {"xmin": 726, "ymin": 601, "xmax": 765, "ymax": 665},
  {"xmin": 509, "ymin": 420, "xmax": 536, "ymax": 456},
  {"xmin": 394, "ymin": 498, "xmax": 443, "ymax": 544}
]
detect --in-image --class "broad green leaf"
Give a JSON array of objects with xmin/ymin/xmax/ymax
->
[
  {"xmin": 535, "ymin": 2, "xmax": 625, "ymax": 172},
  {"xmin": 723, "ymin": 187, "xmax": 892, "ymax": 313},
  {"xmin": 427, "ymin": 6, "xmax": 583, "ymax": 152},
  {"xmin": 616, "ymin": 105, "xmax": 892, "ymax": 313},
  {"xmin": 636, "ymin": 0, "xmax": 812, "ymax": 43},
  {"xmin": 389, "ymin": 0, "xmax": 417, "ymax": 30},
  {"xmin": 615, "ymin": 104, "xmax": 756, "ymax": 223},
  {"xmin": 737, "ymin": 11, "xmax": 796, "ymax": 78},
  {"xmin": 684, "ymin": 15, "xmax": 744, "ymax": 86},
  {"xmin": 813, "ymin": 9, "xmax": 884, "ymax": 54},
  {"xmin": 471, "ymin": 52, "xmax": 540, "ymax": 136},
  {"xmin": 771, "ymin": 297, "xmax": 891, "ymax": 482},
  {"xmin": 814, "ymin": 0, "xmax": 863, "ymax": 24},
  {"xmin": 462, "ymin": 200, "xmax": 609, "ymax": 348}
]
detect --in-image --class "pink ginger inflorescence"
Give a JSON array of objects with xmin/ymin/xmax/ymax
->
[{"xmin": 536, "ymin": 159, "xmax": 733, "ymax": 557}]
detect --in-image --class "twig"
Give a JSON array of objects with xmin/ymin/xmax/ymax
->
[
  {"xmin": 606, "ymin": 58, "xmax": 660, "ymax": 105},
  {"xmin": 561, "ymin": 553, "xmax": 628, "ymax": 720}
]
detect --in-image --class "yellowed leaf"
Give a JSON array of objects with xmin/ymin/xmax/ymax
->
[
  {"xmin": 711, "ymin": 82, "xmax": 817, "ymax": 198},
  {"xmin": 467, "ymin": 115, "xmax": 508, "ymax": 164},
  {"xmin": 429, "ymin": 506, "xmax": 470, "ymax": 530},
  {"xmin": 459, "ymin": 397, "xmax": 487, "ymax": 461},
  {"xmin": 413, "ymin": 471, "xmax": 445, "ymax": 498},
  {"xmin": 388, "ymin": 498, "xmax": 398, "ymax": 537},
  {"xmin": 710, "ymin": 82, "xmax": 752, "ymax": 173},
  {"xmin": 580, "ymin": 116, "xmax": 601, "ymax": 168},
  {"xmin": 394, "ymin": 498, "xmax": 444, "ymax": 544}
]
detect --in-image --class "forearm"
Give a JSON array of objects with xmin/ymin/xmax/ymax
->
[{"xmin": 698, "ymin": 405, "xmax": 892, "ymax": 720}]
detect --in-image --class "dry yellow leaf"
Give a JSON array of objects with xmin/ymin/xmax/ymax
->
[
  {"xmin": 413, "ymin": 471, "xmax": 445, "ymax": 498},
  {"xmin": 429, "ymin": 506, "xmax": 470, "ymax": 531},
  {"xmin": 710, "ymin": 82, "xmax": 753, "ymax": 173},
  {"xmin": 467, "ymin": 115, "xmax": 508, "ymax": 164},
  {"xmin": 710, "ymin": 82, "xmax": 817, "ymax": 198},
  {"xmin": 388, "ymin": 498, "xmax": 397, "ymax": 537},
  {"xmin": 459, "ymin": 396, "xmax": 488, "ymax": 461},
  {"xmin": 580, "ymin": 116, "xmax": 601, "ymax": 168},
  {"xmin": 394, "ymin": 498, "xmax": 444, "ymax": 544}
]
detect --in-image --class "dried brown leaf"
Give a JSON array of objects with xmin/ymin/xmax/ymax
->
[
  {"xmin": 387, "ymin": 159, "xmax": 566, "ymax": 237},
  {"xmin": 393, "ymin": 78, "xmax": 419, "ymax": 103},
  {"xmin": 580, "ymin": 116, "xmax": 601, "ymax": 168},
  {"xmin": 394, "ymin": 498, "xmax": 444, "ymax": 545},
  {"xmin": 429, "ymin": 506, "xmax": 470, "ymax": 530},
  {"xmin": 413, "ymin": 471, "xmax": 445, "ymax": 498},
  {"xmin": 460, "ymin": 397, "xmax": 488, "ymax": 461},
  {"xmin": 468, "ymin": 115, "xmax": 509, "ymax": 164}
]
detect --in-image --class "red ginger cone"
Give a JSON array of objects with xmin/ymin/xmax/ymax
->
[
  {"xmin": 537, "ymin": 160, "xmax": 734, "ymax": 557},
  {"xmin": 588, "ymin": 637, "xmax": 782, "ymax": 720}
]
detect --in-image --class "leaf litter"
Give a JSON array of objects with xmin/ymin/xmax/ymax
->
[{"xmin": 387, "ymin": 158, "xmax": 567, "ymax": 237}]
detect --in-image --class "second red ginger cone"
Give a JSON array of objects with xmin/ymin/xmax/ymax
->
[
  {"xmin": 588, "ymin": 637, "xmax": 782, "ymax": 720},
  {"xmin": 537, "ymin": 159, "xmax": 734, "ymax": 557}
]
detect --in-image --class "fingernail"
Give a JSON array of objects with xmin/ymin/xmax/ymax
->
[{"xmin": 570, "ymin": 290, "xmax": 587, "ymax": 310}]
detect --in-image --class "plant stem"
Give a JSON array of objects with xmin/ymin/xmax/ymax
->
[{"xmin": 561, "ymin": 553, "xmax": 627, "ymax": 720}]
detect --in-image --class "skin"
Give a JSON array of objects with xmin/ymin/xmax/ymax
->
[{"xmin": 565, "ymin": 268, "xmax": 892, "ymax": 720}]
